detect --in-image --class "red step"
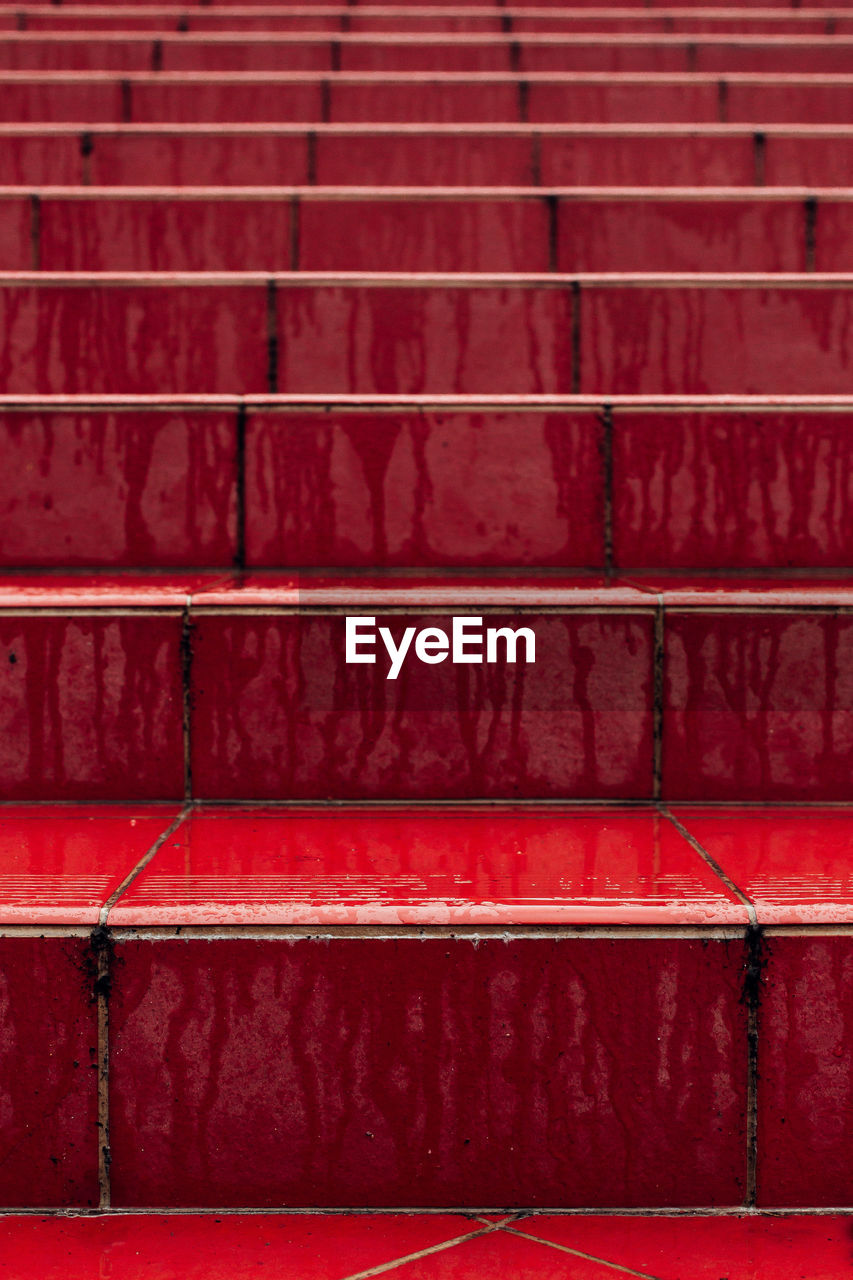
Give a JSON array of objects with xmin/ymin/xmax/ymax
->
[
  {"xmin": 11, "ymin": 71, "xmax": 853, "ymax": 125},
  {"xmin": 3, "ymin": 396, "xmax": 853, "ymax": 572}
]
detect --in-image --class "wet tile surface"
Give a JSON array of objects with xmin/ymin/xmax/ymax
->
[
  {"xmin": 244, "ymin": 409, "xmax": 604, "ymax": 568},
  {"xmin": 108, "ymin": 935, "xmax": 747, "ymax": 1207},
  {"xmin": 110, "ymin": 806, "xmax": 747, "ymax": 926},
  {"xmin": 0, "ymin": 805, "xmax": 179, "ymax": 924},
  {"xmin": 189, "ymin": 610, "xmax": 654, "ymax": 799},
  {"xmin": 0, "ymin": 936, "xmax": 98, "ymax": 1207}
]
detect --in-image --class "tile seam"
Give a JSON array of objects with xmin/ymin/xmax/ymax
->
[
  {"xmin": 504, "ymin": 1225, "xmax": 665, "ymax": 1280},
  {"xmin": 339, "ymin": 1217, "xmax": 518, "ymax": 1280}
]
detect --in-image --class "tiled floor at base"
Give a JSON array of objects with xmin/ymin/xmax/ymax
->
[{"xmin": 0, "ymin": 1213, "xmax": 850, "ymax": 1279}]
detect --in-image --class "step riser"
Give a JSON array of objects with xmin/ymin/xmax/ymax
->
[
  {"xmin": 0, "ymin": 194, "xmax": 842, "ymax": 272},
  {"xmin": 9, "ymin": 77, "xmax": 853, "ymax": 124},
  {"xmin": 7, "ymin": 38, "xmax": 853, "ymax": 74},
  {"xmin": 5, "ymin": 601, "xmax": 853, "ymax": 802},
  {"xmin": 1, "ymin": 280, "xmax": 851, "ymax": 396},
  {"xmin": 4, "ymin": 407, "xmax": 853, "ymax": 572}
]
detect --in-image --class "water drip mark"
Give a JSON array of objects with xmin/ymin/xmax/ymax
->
[
  {"xmin": 570, "ymin": 279, "xmax": 581, "ymax": 394},
  {"xmin": 235, "ymin": 404, "xmax": 247, "ymax": 571},
  {"xmin": 753, "ymin": 131, "xmax": 766, "ymax": 186},
  {"xmin": 290, "ymin": 192, "xmax": 301, "ymax": 270},
  {"xmin": 805, "ymin": 196, "xmax": 818, "ymax": 272},
  {"xmin": 306, "ymin": 130, "xmax": 318, "ymax": 185},
  {"xmin": 120, "ymin": 79, "xmax": 132, "ymax": 124},
  {"xmin": 518, "ymin": 79, "xmax": 530, "ymax": 124},
  {"xmin": 321, "ymin": 79, "xmax": 332, "ymax": 124},
  {"xmin": 530, "ymin": 131, "xmax": 542, "ymax": 186},
  {"xmin": 29, "ymin": 194, "xmax": 40, "ymax": 271},
  {"xmin": 717, "ymin": 79, "xmax": 729, "ymax": 123},
  {"xmin": 180, "ymin": 607, "xmax": 194, "ymax": 800},
  {"xmin": 652, "ymin": 601, "xmax": 664, "ymax": 798},
  {"xmin": 546, "ymin": 194, "xmax": 559, "ymax": 272},
  {"xmin": 743, "ymin": 924, "xmax": 767, "ymax": 1206},
  {"xmin": 330, "ymin": 40, "xmax": 341, "ymax": 73},
  {"xmin": 151, "ymin": 39, "xmax": 163, "ymax": 72},
  {"xmin": 599, "ymin": 404, "xmax": 614, "ymax": 576},
  {"xmin": 266, "ymin": 278, "xmax": 279, "ymax": 394}
]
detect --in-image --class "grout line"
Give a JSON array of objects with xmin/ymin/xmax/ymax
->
[
  {"xmin": 530, "ymin": 130, "xmax": 541, "ymax": 186},
  {"xmin": 28, "ymin": 192, "xmax": 40, "ymax": 271},
  {"xmin": 94, "ymin": 926, "xmax": 111, "ymax": 1210},
  {"xmin": 234, "ymin": 403, "xmax": 247, "ymax": 570},
  {"xmin": 599, "ymin": 402, "xmax": 614, "ymax": 577},
  {"xmin": 805, "ymin": 194, "xmax": 818, "ymax": 270},
  {"xmin": 570, "ymin": 278, "xmax": 581, "ymax": 393},
  {"xmin": 505, "ymin": 1225, "xmax": 665, "ymax": 1280},
  {"xmin": 100, "ymin": 807, "xmax": 192, "ymax": 930},
  {"xmin": 306, "ymin": 129, "xmax": 317, "ymax": 185},
  {"xmin": 340, "ymin": 1218, "xmax": 516, "ymax": 1280},
  {"xmin": 120, "ymin": 77, "xmax": 132, "ymax": 125},
  {"xmin": 717, "ymin": 77, "xmax": 729, "ymax": 123},
  {"xmin": 660, "ymin": 808, "xmax": 758, "ymax": 928},
  {"xmin": 180, "ymin": 602, "xmax": 194, "ymax": 800},
  {"xmin": 150, "ymin": 37, "xmax": 163, "ymax": 73},
  {"xmin": 290, "ymin": 190, "xmax": 301, "ymax": 271},
  {"xmin": 753, "ymin": 130, "xmax": 766, "ymax": 185},
  {"xmin": 546, "ymin": 191, "xmax": 558, "ymax": 272},
  {"xmin": 79, "ymin": 130, "xmax": 93, "ymax": 186},
  {"xmin": 517, "ymin": 77, "xmax": 529, "ymax": 124},
  {"xmin": 266, "ymin": 276, "xmax": 279, "ymax": 394},
  {"xmin": 652, "ymin": 597, "xmax": 664, "ymax": 799},
  {"xmin": 321, "ymin": 78, "xmax": 331, "ymax": 124}
]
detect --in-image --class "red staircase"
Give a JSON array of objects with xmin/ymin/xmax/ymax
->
[{"xmin": 1, "ymin": 0, "xmax": 853, "ymax": 1275}]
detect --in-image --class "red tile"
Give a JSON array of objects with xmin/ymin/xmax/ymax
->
[
  {"xmin": 527, "ymin": 78, "xmax": 719, "ymax": 123},
  {"xmin": 86, "ymin": 131, "xmax": 309, "ymax": 185},
  {"xmin": 0, "ymin": 612, "xmax": 184, "ymax": 800},
  {"xmin": 518, "ymin": 1214, "xmax": 853, "ymax": 1277},
  {"xmin": 558, "ymin": 199, "xmax": 806, "ymax": 273},
  {"xmin": 160, "ymin": 38, "xmax": 331, "ymax": 73},
  {"xmin": 763, "ymin": 133, "xmax": 853, "ymax": 186},
  {"xmin": 521, "ymin": 41, "xmax": 688, "ymax": 73},
  {"xmin": 726, "ymin": 80, "xmax": 853, "ymax": 124},
  {"xmin": 672, "ymin": 807, "xmax": 853, "ymax": 925},
  {"xmin": 662, "ymin": 612, "xmax": 853, "ymax": 802},
  {"xmin": 108, "ymin": 935, "xmax": 746, "ymax": 1206},
  {"xmin": 275, "ymin": 285, "xmax": 574, "ymax": 394},
  {"xmin": 540, "ymin": 132, "xmax": 756, "ymax": 186},
  {"xmin": 0, "ymin": 196, "xmax": 32, "ymax": 271},
  {"xmin": 0, "ymin": 410, "xmax": 237, "ymax": 567},
  {"xmin": 0, "ymin": 36, "xmax": 150, "ymax": 72},
  {"xmin": 298, "ymin": 197, "xmax": 551, "ymax": 273},
  {"xmin": 756, "ymin": 935, "xmax": 853, "ymax": 1206},
  {"xmin": 129, "ymin": 80, "xmax": 323, "ymax": 125},
  {"xmin": 809, "ymin": 200, "xmax": 853, "ymax": 272},
  {"xmin": 371, "ymin": 1227, "xmax": 626, "ymax": 1278},
  {"xmin": 39, "ymin": 198, "xmax": 295, "ymax": 272},
  {"xmin": 189, "ymin": 610, "xmax": 654, "ymax": 800},
  {"xmin": 0, "ymin": 282, "xmax": 269, "ymax": 394},
  {"xmin": 313, "ymin": 130, "xmax": 536, "ymax": 185},
  {"xmin": 0, "ymin": 573, "xmax": 219, "ymax": 609},
  {"xmin": 0, "ymin": 1214, "xmax": 480, "ymax": 1279},
  {"xmin": 328, "ymin": 78, "xmax": 520, "ymax": 124},
  {"xmin": 612, "ymin": 410, "xmax": 853, "ymax": 570},
  {"xmin": 0, "ymin": 77, "xmax": 123, "ymax": 123},
  {"xmin": 0, "ymin": 804, "xmax": 179, "ymax": 924},
  {"xmin": 244, "ymin": 409, "xmax": 603, "ymax": 568},
  {"xmin": 0, "ymin": 132, "xmax": 82, "ymax": 184},
  {"xmin": 581, "ymin": 285, "xmax": 853, "ymax": 395},
  {"xmin": 0, "ymin": 935, "xmax": 98, "ymax": 1206},
  {"xmin": 110, "ymin": 806, "xmax": 747, "ymax": 926}
]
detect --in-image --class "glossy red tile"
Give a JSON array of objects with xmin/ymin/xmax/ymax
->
[
  {"xmin": 558, "ymin": 199, "xmax": 806, "ymax": 273},
  {"xmin": 0, "ymin": 804, "xmax": 179, "ymax": 924},
  {"xmin": 244, "ymin": 409, "xmax": 603, "ymax": 567},
  {"xmin": 0, "ymin": 410, "xmax": 237, "ymax": 566},
  {"xmin": 327, "ymin": 78, "xmax": 520, "ymax": 124},
  {"xmin": 39, "ymin": 198, "xmax": 295, "ymax": 272},
  {"xmin": 339, "ymin": 38, "xmax": 512, "ymax": 73},
  {"xmin": 129, "ymin": 80, "xmax": 323, "ymax": 125},
  {"xmin": 0, "ymin": 573, "xmax": 220, "ymax": 609},
  {"xmin": 662, "ymin": 612, "xmax": 853, "ymax": 802},
  {"xmin": 763, "ymin": 133, "xmax": 853, "ymax": 186},
  {"xmin": 809, "ymin": 200, "xmax": 853, "ymax": 273},
  {"xmin": 275, "ymin": 284, "xmax": 574, "ymax": 394},
  {"xmin": 672, "ymin": 807, "xmax": 853, "ymax": 924},
  {"xmin": 726, "ymin": 79, "xmax": 853, "ymax": 124},
  {"xmin": 0, "ymin": 935, "xmax": 98, "ymax": 1206},
  {"xmin": 0, "ymin": 196, "xmax": 35, "ymax": 270},
  {"xmin": 159, "ymin": 37, "xmax": 331, "ymax": 74},
  {"xmin": 0, "ymin": 132, "xmax": 82, "ymax": 184},
  {"xmin": 368, "ymin": 1227, "xmax": 628, "ymax": 1278},
  {"xmin": 612, "ymin": 410, "xmax": 853, "ymax": 569},
  {"xmin": 0, "ymin": 1213, "xmax": 482, "ymax": 1279},
  {"xmin": 110, "ymin": 806, "xmax": 747, "ymax": 926},
  {"xmin": 0, "ymin": 282, "xmax": 269, "ymax": 394},
  {"xmin": 0, "ymin": 612, "xmax": 184, "ymax": 800},
  {"xmin": 0, "ymin": 78, "xmax": 123, "ymax": 123},
  {"xmin": 86, "ymin": 131, "xmax": 309, "ymax": 185},
  {"xmin": 0, "ymin": 36, "xmax": 150, "ymax": 73},
  {"xmin": 581, "ymin": 285, "xmax": 853, "ymax": 395},
  {"xmin": 108, "ymin": 934, "xmax": 747, "ymax": 1207},
  {"xmin": 539, "ymin": 132, "xmax": 756, "ymax": 186},
  {"xmin": 757, "ymin": 937, "xmax": 853, "ymax": 1205},
  {"xmin": 297, "ymin": 197, "xmax": 550, "ymax": 273},
  {"xmin": 527, "ymin": 78, "xmax": 720, "ymax": 123},
  {"xmin": 189, "ymin": 609, "xmax": 654, "ymax": 800},
  {"xmin": 518, "ymin": 1214, "xmax": 853, "ymax": 1278},
  {"xmin": 313, "ymin": 131, "xmax": 536, "ymax": 185}
]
